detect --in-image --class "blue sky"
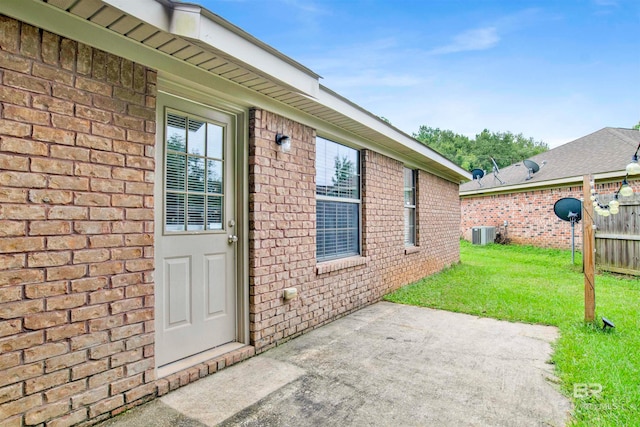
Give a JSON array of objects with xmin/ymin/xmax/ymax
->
[{"xmin": 197, "ymin": 0, "xmax": 639, "ymax": 148}]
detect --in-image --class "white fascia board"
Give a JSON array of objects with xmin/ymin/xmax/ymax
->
[
  {"xmin": 316, "ymin": 86, "xmax": 471, "ymax": 181},
  {"xmin": 460, "ymin": 170, "xmax": 630, "ymax": 197},
  {"xmin": 103, "ymin": 0, "xmax": 320, "ymax": 98}
]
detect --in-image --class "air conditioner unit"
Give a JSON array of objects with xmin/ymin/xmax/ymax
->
[{"xmin": 472, "ymin": 226, "xmax": 496, "ymax": 245}]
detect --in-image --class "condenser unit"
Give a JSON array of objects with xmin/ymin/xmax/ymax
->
[{"xmin": 472, "ymin": 226, "xmax": 496, "ymax": 245}]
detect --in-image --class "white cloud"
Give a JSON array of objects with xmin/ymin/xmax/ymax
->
[{"xmin": 428, "ymin": 27, "xmax": 500, "ymax": 55}]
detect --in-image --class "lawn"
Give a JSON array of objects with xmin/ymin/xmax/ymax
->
[{"xmin": 384, "ymin": 241, "xmax": 640, "ymax": 427}]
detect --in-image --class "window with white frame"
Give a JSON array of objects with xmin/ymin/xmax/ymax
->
[
  {"xmin": 316, "ymin": 137, "xmax": 360, "ymax": 261},
  {"xmin": 404, "ymin": 168, "xmax": 416, "ymax": 246}
]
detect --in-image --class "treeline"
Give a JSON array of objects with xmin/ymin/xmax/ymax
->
[{"xmin": 413, "ymin": 126, "xmax": 549, "ymax": 172}]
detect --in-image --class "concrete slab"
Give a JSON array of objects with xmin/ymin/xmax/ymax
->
[{"xmin": 98, "ymin": 302, "xmax": 571, "ymax": 427}]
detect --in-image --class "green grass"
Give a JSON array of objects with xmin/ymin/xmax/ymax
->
[{"xmin": 384, "ymin": 241, "xmax": 640, "ymax": 427}]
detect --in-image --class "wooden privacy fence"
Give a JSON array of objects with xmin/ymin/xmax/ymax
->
[{"xmin": 594, "ymin": 193, "xmax": 640, "ymax": 276}]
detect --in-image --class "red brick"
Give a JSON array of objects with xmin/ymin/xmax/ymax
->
[
  {"xmin": 32, "ymin": 125, "xmax": 75, "ymax": 145},
  {"xmin": 0, "ymin": 286, "xmax": 22, "ymax": 303},
  {"xmin": 0, "ymin": 394, "xmax": 42, "ymax": 420},
  {"xmin": 0, "ymin": 254, "xmax": 25, "ymax": 269},
  {"xmin": 111, "ymin": 247, "xmax": 143, "ymax": 260},
  {"xmin": 113, "ymin": 140, "xmax": 143, "ymax": 156},
  {"xmin": 89, "ymin": 207, "xmax": 123, "ymax": 221},
  {"xmin": 0, "ymin": 319, "xmax": 21, "ymax": 338},
  {"xmin": 74, "ymin": 192, "xmax": 111, "ymax": 207},
  {"xmin": 90, "ymin": 150, "xmax": 125, "ymax": 166},
  {"xmin": 76, "ymin": 133, "xmax": 112, "ymax": 152},
  {"xmin": 48, "ymin": 206, "xmax": 89, "ymax": 220},
  {"xmin": 88, "ymin": 395, "xmax": 124, "ymax": 418},
  {"xmin": 73, "ymin": 221, "xmax": 110, "ymax": 234},
  {"xmin": 47, "ymin": 235, "xmax": 87, "ymax": 250},
  {"xmin": 24, "ymin": 311, "xmax": 68, "ymax": 330},
  {"xmin": 91, "ymin": 178, "xmax": 125, "ymax": 193},
  {"xmin": 112, "ymin": 221, "xmax": 144, "ymax": 234},
  {"xmin": 124, "ymin": 383, "xmax": 155, "ymax": 404},
  {"xmin": 51, "ymin": 113, "xmax": 91, "ymax": 132},
  {"xmin": 87, "ymin": 366, "xmax": 124, "ymax": 388},
  {"xmin": 88, "ymin": 314, "xmax": 124, "ymax": 332},
  {"xmin": 24, "ymin": 342, "xmax": 68, "ymax": 363},
  {"xmin": 3, "ymin": 70, "xmax": 50, "ymax": 94},
  {"xmin": 0, "ymin": 153, "xmax": 29, "ymax": 171},
  {"xmin": 74, "ymin": 162, "xmax": 111, "ymax": 178},
  {"xmin": 52, "ymin": 84, "xmax": 91, "ymax": 106},
  {"xmin": 71, "ymin": 385, "xmax": 108, "ymax": 409},
  {"xmin": 47, "ymin": 265, "xmax": 86, "ymax": 281},
  {"xmin": 20, "ymin": 23, "xmax": 41, "ymax": 59},
  {"xmin": 0, "ymin": 362, "xmax": 43, "ymax": 388},
  {"xmin": 0, "ymin": 118, "xmax": 31, "ymax": 136},
  {"xmin": 89, "ymin": 288, "xmax": 124, "ymax": 304},
  {"xmin": 0, "ymin": 299, "xmax": 43, "ymax": 319},
  {"xmin": 0, "ymin": 136, "xmax": 46, "ymax": 156},
  {"xmin": 24, "ymin": 281, "xmax": 67, "ymax": 299},
  {"xmin": 73, "ymin": 248, "xmax": 110, "ymax": 264},
  {"xmin": 70, "ymin": 276, "xmax": 107, "ymax": 293},
  {"xmin": 0, "ymin": 220, "xmax": 25, "ymax": 237},
  {"xmin": 109, "ymin": 373, "xmax": 142, "ymax": 394},
  {"xmin": 70, "ymin": 331, "xmax": 108, "ymax": 351},
  {"xmin": 31, "ymin": 157, "xmax": 74, "ymax": 175},
  {"xmin": 124, "ymin": 309, "xmax": 153, "ymax": 325},
  {"xmin": 0, "ymin": 171, "xmax": 47, "ymax": 188},
  {"xmin": 76, "ymin": 105, "xmax": 112, "ymax": 123},
  {"xmin": 89, "ymin": 234, "xmax": 123, "ymax": 248},
  {"xmin": 0, "ymin": 85, "xmax": 30, "ymax": 106},
  {"xmin": 0, "ymin": 17, "xmax": 20, "ymax": 53},
  {"xmin": 1, "ymin": 204, "xmax": 46, "ymax": 219},
  {"xmin": 124, "ymin": 208, "xmax": 153, "ymax": 221},
  {"xmin": 45, "ymin": 351, "xmax": 87, "ymax": 373},
  {"xmin": 125, "ymin": 259, "xmax": 153, "ymax": 272},
  {"xmin": 3, "ymin": 104, "xmax": 49, "ymax": 125},
  {"xmin": 46, "ymin": 322, "xmax": 86, "ymax": 342},
  {"xmin": 123, "ymin": 357, "xmax": 154, "ymax": 376},
  {"xmin": 50, "ymin": 145, "xmax": 91, "ymax": 161},
  {"xmin": 0, "ymin": 383, "xmax": 22, "ymax": 405},
  {"xmin": 71, "ymin": 359, "xmax": 108, "ymax": 381},
  {"xmin": 24, "ymin": 370, "xmax": 68, "ymax": 394},
  {"xmin": 27, "ymin": 251, "xmax": 71, "ymax": 267},
  {"xmin": 29, "ymin": 189, "xmax": 73, "ymax": 205},
  {"xmin": 0, "ymin": 188, "xmax": 27, "ymax": 203},
  {"xmin": 29, "ymin": 220, "xmax": 72, "ymax": 236},
  {"xmin": 46, "ymin": 408, "xmax": 88, "ymax": 427},
  {"xmin": 32, "ymin": 94, "xmax": 75, "ymax": 115},
  {"xmin": 44, "ymin": 380, "xmax": 86, "ymax": 404},
  {"xmin": 89, "ymin": 261, "xmax": 124, "ymax": 276},
  {"xmin": 46, "ymin": 293, "xmax": 86, "ymax": 310},
  {"xmin": 41, "ymin": 31, "xmax": 60, "ymax": 65},
  {"xmin": 49, "ymin": 175, "xmax": 89, "ymax": 191},
  {"xmin": 71, "ymin": 304, "xmax": 108, "ymax": 322}
]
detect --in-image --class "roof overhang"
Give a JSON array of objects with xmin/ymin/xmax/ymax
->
[{"xmin": 3, "ymin": 0, "xmax": 470, "ymax": 183}]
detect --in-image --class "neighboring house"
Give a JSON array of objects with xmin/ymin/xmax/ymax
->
[
  {"xmin": 460, "ymin": 127, "xmax": 640, "ymax": 249},
  {"xmin": 0, "ymin": 1, "xmax": 469, "ymax": 425}
]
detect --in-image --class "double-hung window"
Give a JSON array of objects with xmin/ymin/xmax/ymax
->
[
  {"xmin": 404, "ymin": 168, "xmax": 416, "ymax": 246},
  {"xmin": 316, "ymin": 137, "xmax": 360, "ymax": 261}
]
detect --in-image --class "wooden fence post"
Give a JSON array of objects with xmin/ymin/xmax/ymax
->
[{"xmin": 583, "ymin": 175, "xmax": 596, "ymax": 322}]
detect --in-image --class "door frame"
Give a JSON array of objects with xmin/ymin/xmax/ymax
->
[{"xmin": 154, "ymin": 74, "xmax": 249, "ymax": 374}]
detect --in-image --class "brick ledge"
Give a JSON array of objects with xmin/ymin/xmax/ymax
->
[{"xmin": 316, "ymin": 256, "xmax": 369, "ymax": 275}]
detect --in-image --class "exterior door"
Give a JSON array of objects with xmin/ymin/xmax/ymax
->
[{"xmin": 155, "ymin": 93, "xmax": 237, "ymax": 367}]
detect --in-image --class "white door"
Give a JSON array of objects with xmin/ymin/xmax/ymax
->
[{"xmin": 155, "ymin": 94, "xmax": 237, "ymax": 367}]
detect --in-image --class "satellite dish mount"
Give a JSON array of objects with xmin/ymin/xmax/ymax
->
[
  {"xmin": 523, "ymin": 159, "xmax": 540, "ymax": 181},
  {"xmin": 490, "ymin": 157, "xmax": 505, "ymax": 185},
  {"xmin": 471, "ymin": 169, "xmax": 485, "ymax": 187},
  {"xmin": 553, "ymin": 197, "xmax": 582, "ymax": 264}
]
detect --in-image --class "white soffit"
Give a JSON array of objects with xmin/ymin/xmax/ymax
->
[{"xmin": 9, "ymin": 0, "xmax": 470, "ymax": 182}]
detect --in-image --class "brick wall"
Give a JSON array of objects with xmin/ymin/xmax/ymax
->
[
  {"xmin": 248, "ymin": 109, "xmax": 461, "ymax": 353},
  {"xmin": 0, "ymin": 17, "xmax": 157, "ymax": 426},
  {"xmin": 460, "ymin": 180, "xmax": 640, "ymax": 249}
]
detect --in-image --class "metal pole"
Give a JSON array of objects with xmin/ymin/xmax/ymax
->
[{"xmin": 571, "ymin": 220, "xmax": 575, "ymax": 264}]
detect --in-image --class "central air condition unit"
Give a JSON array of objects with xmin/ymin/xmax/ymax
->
[{"xmin": 472, "ymin": 226, "xmax": 496, "ymax": 245}]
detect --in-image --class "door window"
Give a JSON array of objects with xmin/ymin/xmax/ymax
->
[{"xmin": 165, "ymin": 111, "xmax": 224, "ymax": 233}]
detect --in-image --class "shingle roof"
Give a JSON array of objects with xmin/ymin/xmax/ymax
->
[{"xmin": 460, "ymin": 127, "xmax": 640, "ymax": 193}]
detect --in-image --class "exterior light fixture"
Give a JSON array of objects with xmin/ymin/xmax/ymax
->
[
  {"xmin": 620, "ymin": 179, "xmax": 634, "ymax": 197},
  {"xmin": 276, "ymin": 133, "xmax": 291, "ymax": 153},
  {"xmin": 626, "ymin": 142, "xmax": 640, "ymax": 175}
]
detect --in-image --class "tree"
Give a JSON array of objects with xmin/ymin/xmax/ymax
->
[
  {"xmin": 414, "ymin": 126, "xmax": 548, "ymax": 172},
  {"xmin": 633, "ymin": 121, "xmax": 640, "ymax": 130}
]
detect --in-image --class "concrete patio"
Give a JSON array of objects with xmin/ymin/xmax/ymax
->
[{"xmin": 98, "ymin": 302, "xmax": 571, "ymax": 426}]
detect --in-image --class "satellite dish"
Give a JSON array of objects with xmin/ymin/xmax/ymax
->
[
  {"xmin": 471, "ymin": 169, "xmax": 485, "ymax": 180},
  {"xmin": 553, "ymin": 198, "xmax": 582, "ymax": 223},
  {"xmin": 471, "ymin": 168, "xmax": 485, "ymax": 187},
  {"xmin": 523, "ymin": 159, "xmax": 540, "ymax": 180},
  {"xmin": 554, "ymin": 197, "xmax": 582, "ymax": 264},
  {"xmin": 490, "ymin": 157, "xmax": 505, "ymax": 185}
]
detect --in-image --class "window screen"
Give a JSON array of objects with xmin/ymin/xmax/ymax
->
[
  {"xmin": 404, "ymin": 168, "xmax": 416, "ymax": 246},
  {"xmin": 316, "ymin": 137, "xmax": 360, "ymax": 260}
]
